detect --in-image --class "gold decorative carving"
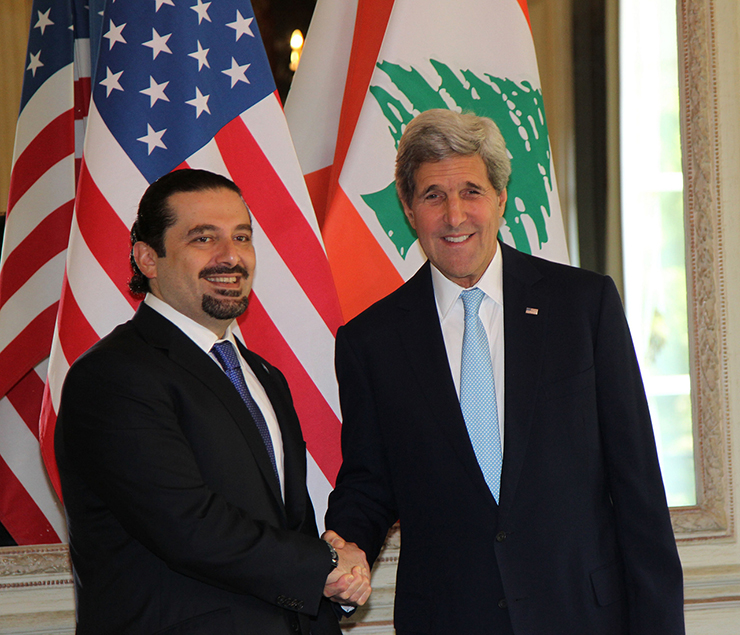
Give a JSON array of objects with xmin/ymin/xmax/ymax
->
[
  {"xmin": 0, "ymin": 545, "xmax": 72, "ymax": 590},
  {"xmin": 672, "ymin": 0, "xmax": 733, "ymax": 539}
]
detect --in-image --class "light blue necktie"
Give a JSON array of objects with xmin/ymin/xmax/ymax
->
[
  {"xmin": 211, "ymin": 340, "xmax": 280, "ymax": 486},
  {"xmin": 460, "ymin": 288, "xmax": 502, "ymax": 502}
]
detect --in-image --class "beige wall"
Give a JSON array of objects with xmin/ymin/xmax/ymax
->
[
  {"xmin": 528, "ymin": 0, "xmax": 577, "ymax": 260},
  {"xmin": 0, "ymin": 0, "xmax": 32, "ymax": 216}
]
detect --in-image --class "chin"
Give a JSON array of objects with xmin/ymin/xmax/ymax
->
[{"xmin": 202, "ymin": 294, "xmax": 249, "ymax": 320}]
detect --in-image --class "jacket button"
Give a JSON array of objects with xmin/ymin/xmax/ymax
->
[
  {"xmin": 496, "ymin": 531, "xmax": 507, "ymax": 542},
  {"xmin": 498, "ymin": 598, "xmax": 508, "ymax": 609}
]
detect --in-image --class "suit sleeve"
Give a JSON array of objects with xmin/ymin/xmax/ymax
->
[
  {"xmin": 594, "ymin": 276, "xmax": 685, "ymax": 633},
  {"xmin": 325, "ymin": 325, "xmax": 399, "ymax": 566},
  {"xmin": 57, "ymin": 349, "xmax": 332, "ymax": 617}
]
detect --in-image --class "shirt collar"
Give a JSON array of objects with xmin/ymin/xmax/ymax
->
[
  {"xmin": 431, "ymin": 242, "xmax": 504, "ymax": 319},
  {"xmin": 144, "ymin": 293, "xmax": 237, "ymax": 355}
]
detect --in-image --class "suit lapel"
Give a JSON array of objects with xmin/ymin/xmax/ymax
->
[
  {"xmin": 394, "ymin": 264, "xmax": 499, "ymax": 505},
  {"xmin": 500, "ymin": 243, "xmax": 548, "ymax": 513},
  {"xmin": 132, "ymin": 305, "xmax": 286, "ymax": 515},
  {"xmin": 397, "ymin": 247, "xmax": 551, "ymax": 513},
  {"xmin": 238, "ymin": 342, "xmax": 308, "ymax": 530}
]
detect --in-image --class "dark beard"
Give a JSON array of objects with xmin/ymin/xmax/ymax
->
[
  {"xmin": 202, "ymin": 291, "xmax": 249, "ymax": 320},
  {"xmin": 199, "ymin": 265, "xmax": 250, "ymax": 320}
]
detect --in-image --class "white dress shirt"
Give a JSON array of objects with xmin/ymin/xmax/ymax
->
[
  {"xmin": 431, "ymin": 246, "xmax": 505, "ymax": 451},
  {"xmin": 144, "ymin": 293, "xmax": 285, "ymax": 498}
]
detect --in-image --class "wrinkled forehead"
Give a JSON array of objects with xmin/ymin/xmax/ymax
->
[{"xmin": 413, "ymin": 154, "xmax": 490, "ymax": 188}]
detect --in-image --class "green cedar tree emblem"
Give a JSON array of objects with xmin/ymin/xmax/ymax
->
[{"xmin": 361, "ymin": 59, "xmax": 553, "ymax": 258}]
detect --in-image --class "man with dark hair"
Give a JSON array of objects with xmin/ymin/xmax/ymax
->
[
  {"xmin": 127, "ymin": 169, "xmax": 242, "ymax": 295},
  {"xmin": 325, "ymin": 110, "xmax": 684, "ymax": 634},
  {"xmin": 56, "ymin": 168, "xmax": 370, "ymax": 634}
]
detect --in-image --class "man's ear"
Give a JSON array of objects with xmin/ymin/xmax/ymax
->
[
  {"xmin": 497, "ymin": 188, "xmax": 508, "ymax": 217},
  {"xmin": 402, "ymin": 202, "xmax": 416, "ymax": 230},
  {"xmin": 133, "ymin": 242, "xmax": 158, "ymax": 280}
]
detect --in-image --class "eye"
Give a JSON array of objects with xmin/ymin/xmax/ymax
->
[
  {"xmin": 234, "ymin": 233, "xmax": 252, "ymax": 243},
  {"xmin": 192, "ymin": 235, "xmax": 212, "ymax": 243}
]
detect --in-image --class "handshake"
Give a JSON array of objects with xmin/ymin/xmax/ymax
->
[{"xmin": 321, "ymin": 529, "xmax": 372, "ymax": 607}]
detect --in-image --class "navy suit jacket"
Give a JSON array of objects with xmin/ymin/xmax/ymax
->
[
  {"xmin": 56, "ymin": 303, "xmax": 340, "ymax": 635},
  {"xmin": 326, "ymin": 243, "xmax": 684, "ymax": 635}
]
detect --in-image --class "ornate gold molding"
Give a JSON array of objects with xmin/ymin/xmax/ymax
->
[
  {"xmin": 0, "ymin": 544, "xmax": 72, "ymax": 590},
  {"xmin": 672, "ymin": 0, "xmax": 733, "ymax": 539}
]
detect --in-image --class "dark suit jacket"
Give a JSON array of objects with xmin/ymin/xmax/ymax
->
[
  {"xmin": 326, "ymin": 243, "xmax": 684, "ymax": 635},
  {"xmin": 56, "ymin": 303, "xmax": 341, "ymax": 635}
]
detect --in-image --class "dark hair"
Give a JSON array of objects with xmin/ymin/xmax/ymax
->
[{"xmin": 129, "ymin": 169, "xmax": 242, "ymax": 295}]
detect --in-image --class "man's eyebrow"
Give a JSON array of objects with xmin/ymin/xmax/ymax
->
[
  {"xmin": 185, "ymin": 223, "xmax": 253, "ymax": 237},
  {"xmin": 186, "ymin": 224, "xmax": 218, "ymax": 237},
  {"xmin": 417, "ymin": 181, "xmax": 485, "ymax": 196},
  {"xmin": 417, "ymin": 184, "xmax": 441, "ymax": 197},
  {"xmin": 462, "ymin": 180, "xmax": 485, "ymax": 190}
]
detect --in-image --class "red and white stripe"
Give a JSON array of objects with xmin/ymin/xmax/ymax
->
[
  {"xmin": 39, "ymin": 88, "xmax": 344, "ymax": 529},
  {"xmin": 286, "ymin": 0, "xmax": 567, "ymax": 325},
  {"xmin": 0, "ymin": 32, "xmax": 91, "ymax": 545}
]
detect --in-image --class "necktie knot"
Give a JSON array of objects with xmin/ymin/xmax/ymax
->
[
  {"xmin": 212, "ymin": 340, "xmax": 240, "ymax": 372},
  {"xmin": 461, "ymin": 287, "xmax": 485, "ymax": 318}
]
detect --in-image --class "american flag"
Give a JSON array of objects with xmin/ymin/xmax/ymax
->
[
  {"xmin": 0, "ymin": 0, "xmax": 90, "ymax": 545},
  {"xmin": 1, "ymin": 0, "xmax": 344, "ymax": 545}
]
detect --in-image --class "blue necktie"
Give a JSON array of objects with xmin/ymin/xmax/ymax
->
[
  {"xmin": 211, "ymin": 340, "xmax": 280, "ymax": 485},
  {"xmin": 460, "ymin": 288, "xmax": 502, "ymax": 502}
]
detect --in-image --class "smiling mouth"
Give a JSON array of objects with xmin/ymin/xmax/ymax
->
[
  {"xmin": 444, "ymin": 234, "xmax": 472, "ymax": 243},
  {"xmin": 199, "ymin": 265, "xmax": 250, "ymax": 286},
  {"xmin": 205, "ymin": 275, "xmax": 239, "ymax": 284}
]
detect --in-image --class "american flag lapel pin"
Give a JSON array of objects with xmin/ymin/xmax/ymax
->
[{"xmin": 525, "ymin": 307, "xmax": 539, "ymax": 315}]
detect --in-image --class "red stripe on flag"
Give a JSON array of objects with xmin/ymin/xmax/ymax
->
[
  {"xmin": 330, "ymin": 0, "xmax": 395, "ymax": 186},
  {"xmin": 6, "ymin": 110, "xmax": 75, "ymax": 214},
  {"xmin": 44, "ymin": 281, "xmax": 101, "ymax": 498},
  {"xmin": 0, "ymin": 200, "xmax": 74, "ymax": 309},
  {"xmin": 0, "ymin": 303, "xmax": 58, "ymax": 399},
  {"xmin": 75, "ymin": 162, "xmax": 138, "ymax": 308},
  {"xmin": 323, "ymin": 186, "xmax": 404, "ymax": 322},
  {"xmin": 517, "ymin": 0, "xmax": 531, "ymax": 28},
  {"xmin": 39, "ymin": 382, "xmax": 62, "ymax": 502},
  {"xmin": 6, "ymin": 368, "xmax": 46, "ymax": 441},
  {"xmin": 0, "ymin": 453, "xmax": 60, "ymax": 545},
  {"xmin": 75, "ymin": 76, "xmax": 92, "ymax": 120},
  {"xmin": 238, "ymin": 296, "xmax": 343, "ymax": 485},
  {"xmin": 56, "ymin": 281, "xmax": 102, "ymax": 367},
  {"xmin": 216, "ymin": 118, "xmax": 343, "ymax": 336},
  {"xmin": 304, "ymin": 166, "xmax": 332, "ymax": 231}
]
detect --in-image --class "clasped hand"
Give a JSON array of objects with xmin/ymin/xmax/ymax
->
[{"xmin": 321, "ymin": 529, "xmax": 372, "ymax": 607}]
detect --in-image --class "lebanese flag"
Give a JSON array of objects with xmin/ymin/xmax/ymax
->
[{"xmin": 285, "ymin": 0, "xmax": 569, "ymax": 322}]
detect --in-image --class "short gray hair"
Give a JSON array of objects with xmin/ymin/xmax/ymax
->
[{"xmin": 395, "ymin": 109, "xmax": 511, "ymax": 208}]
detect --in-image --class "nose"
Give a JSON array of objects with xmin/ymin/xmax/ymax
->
[
  {"xmin": 444, "ymin": 194, "xmax": 466, "ymax": 228},
  {"xmin": 215, "ymin": 239, "xmax": 240, "ymax": 266}
]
